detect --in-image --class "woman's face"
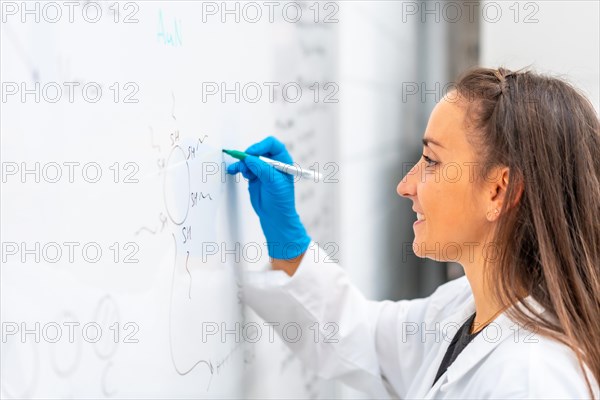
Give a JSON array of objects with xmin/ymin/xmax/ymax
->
[{"xmin": 397, "ymin": 94, "xmax": 494, "ymax": 263}]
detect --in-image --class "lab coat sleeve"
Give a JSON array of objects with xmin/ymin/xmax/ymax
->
[{"xmin": 242, "ymin": 241, "xmax": 438, "ymax": 399}]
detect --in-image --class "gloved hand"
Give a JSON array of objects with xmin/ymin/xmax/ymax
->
[{"xmin": 226, "ymin": 136, "xmax": 311, "ymax": 260}]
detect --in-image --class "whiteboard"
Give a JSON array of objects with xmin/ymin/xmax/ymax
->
[{"xmin": 1, "ymin": 1, "xmax": 339, "ymax": 398}]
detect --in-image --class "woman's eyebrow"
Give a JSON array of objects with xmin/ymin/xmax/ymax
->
[{"xmin": 422, "ymin": 137, "xmax": 445, "ymax": 149}]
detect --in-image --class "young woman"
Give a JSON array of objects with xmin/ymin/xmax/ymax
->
[{"xmin": 227, "ymin": 67, "xmax": 600, "ymax": 398}]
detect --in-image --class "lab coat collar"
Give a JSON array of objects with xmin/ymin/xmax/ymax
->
[
  {"xmin": 444, "ymin": 312, "xmax": 515, "ymax": 385},
  {"xmin": 419, "ymin": 292, "xmax": 476, "ymax": 399},
  {"xmin": 443, "ymin": 293, "xmax": 547, "ymax": 387}
]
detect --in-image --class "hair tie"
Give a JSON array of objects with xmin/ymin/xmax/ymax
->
[{"xmin": 496, "ymin": 69, "xmax": 514, "ymax": 96}]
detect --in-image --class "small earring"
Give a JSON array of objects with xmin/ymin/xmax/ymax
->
[{"xmin": 487, "ymin": 208, "xmax": 499, "ymax": 220}]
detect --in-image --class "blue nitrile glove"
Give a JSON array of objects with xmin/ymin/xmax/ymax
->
[{"xmin": 226, "ymin": 136, "xmax": 311, "ymax": 260}]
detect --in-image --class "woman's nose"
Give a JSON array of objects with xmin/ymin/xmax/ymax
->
[{"xmin": 397, "ymin": 162, "xmax": 418, "ymax": 198}]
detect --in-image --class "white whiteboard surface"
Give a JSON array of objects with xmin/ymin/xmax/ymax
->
[{"xmin": 1, "ymin": 1, "xmax": 338, "ymax": 398}]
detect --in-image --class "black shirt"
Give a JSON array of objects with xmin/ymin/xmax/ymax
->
[{"xmin": 432, "ymin": 312, "xmax": 481, "ymax": 387}]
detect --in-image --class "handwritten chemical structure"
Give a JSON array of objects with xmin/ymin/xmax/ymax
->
[{"xmin": 135, "ymin": 91, "xmax": 248, "ymax": 391}]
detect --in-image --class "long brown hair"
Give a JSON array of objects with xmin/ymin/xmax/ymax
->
[{"xmin": 455, "ymin": 67, "xmax": 600, "ymax": 397}]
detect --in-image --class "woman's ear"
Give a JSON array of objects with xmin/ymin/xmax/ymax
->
[
  {"xmin": 483, "ymin": 166, "xmax": 508, "ymax": 221},
  {"xmin": 486, "ymin": 166, "xmax": 523, "ymax": 220}
]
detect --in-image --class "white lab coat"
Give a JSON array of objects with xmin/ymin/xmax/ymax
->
[{"xmin": 243, "ymin": 242, "xmax": 599, "ymax": 399}]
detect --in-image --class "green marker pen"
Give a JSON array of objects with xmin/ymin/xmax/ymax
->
[{"xmin": 223, "ymin": 149, "xmax": 323, "ymax": 180}]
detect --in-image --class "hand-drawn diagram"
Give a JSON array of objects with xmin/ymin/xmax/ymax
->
[
  {"xmin": 93, "ymin": 296, "xmax": 120, "ymax": 360},
  {"xmin": 50, "ymin": 312, "xmax": 82, "ymax": 377},
  {"xmin": 136, "ymin": 93, "xmax": 246, "ymax": 391},
  {"xmin": 45, "ymin": 296, "xmax": 120, "ymax": 397}
]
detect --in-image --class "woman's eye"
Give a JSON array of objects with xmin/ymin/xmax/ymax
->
[{"xmin": 422, "ymin": 154, "xmax": 438, "ymax": 167}]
